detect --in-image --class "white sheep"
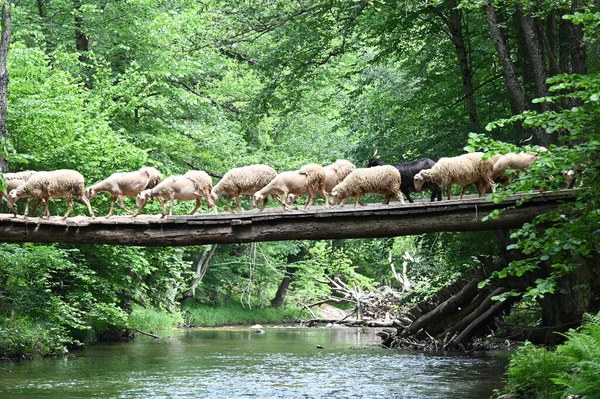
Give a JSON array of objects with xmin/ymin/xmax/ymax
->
[
  {"xmin": 298, "ymin": 163, "xmax": 329, "ymax": 206},
  {"xmin": 252, "ymin": 170, "xmax": 313, "ymax": 212},
  {"xmin": 1, "ymin": 171, "xmax": 42, "ymax": 215},
  {"xmin": 133, "ymin": 170, "xmax": 214, "ymax": 218},
  {"xmin": 210, "ymin": 164, "xmax": 277, "ymax": 213},
  {"xmin": 7, "ymin": 169, "xmax": 95, "ymax": 219},
  {"xmin": 85, "ymin": 167, "xmax": 162, "ymax": 217},
  {"xmin": 330, "ymin": 165, "xmax": 405, "ymax": 207},
  {"xmin": 286, "ymin": 159, "xmax": 356, "ymax": 206},
  {"xmin": 492, "ymin": 152, "xmax": 538, "ymax": 185},
  {"xmin": 323, "ymin": 160, "xmax": 356, "ymax": 191},
  {"xmin": 413, "ymin": 152, "xmax": 495, "ymax": 200}
]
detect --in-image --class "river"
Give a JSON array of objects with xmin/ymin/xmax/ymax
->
[{"xmin": 1, "ymin": 326, "xmax": 510, "ymax": 398}]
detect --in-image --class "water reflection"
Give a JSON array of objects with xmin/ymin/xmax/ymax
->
[{"xmin": 1, "ymin": 327, "xmax": 509, "ymax": 398}]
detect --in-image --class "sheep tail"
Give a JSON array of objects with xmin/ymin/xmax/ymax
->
[{"xmin": 299, "ymin": 163, "xmax": 326, "ymax": 192}]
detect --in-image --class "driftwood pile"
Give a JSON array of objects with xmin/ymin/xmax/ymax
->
[
  {"xmin": 305, "ymin": 273, "xmax": 517, "ymax": 351},
  {"xmin": 302, "ymin": 278, "xmax": 408, "ymax": 327}
]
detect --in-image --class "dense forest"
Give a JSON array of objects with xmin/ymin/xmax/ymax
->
[{"xmin": 0, "ymin": 0, "xmax": 599, "ymax": 395}]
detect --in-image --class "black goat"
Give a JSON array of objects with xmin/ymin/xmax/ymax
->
[{"xmin": 367, "ymin": 150, "xmax": 442, "ymax": 203}]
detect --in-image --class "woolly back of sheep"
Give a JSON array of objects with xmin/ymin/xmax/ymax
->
[
  {"xmin": 492, "ymin": 153, "xmax": 537, "ymax": 179},
  {"xmin": 25, "ymin": 170, "xmax": 86, "ymax": 198},
  {"xmin": 430, "ymin": 152, "xmax": 494, "ymax": 186},
  {"xmin": 4, "ymin": 171, "xmax": 37, "ymax": 182},
  {"xmin": 336, "ymin": 165, "xmax": 401, "ymax": 196},
  {"xmin": 213, "ymin": 165, "xmax": 277, "ymax": 194},
  {"xmin": 331, "ymin": 160, "xmax": 356, "ymax": 180},
  {"xmin": 183, "ymin": 170, "xmax": 212, "ymax": 191}
]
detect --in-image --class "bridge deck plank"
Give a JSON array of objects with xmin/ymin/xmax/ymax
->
[{"xmin": 0, "ymin": 190, "xmax": 576, "ymax": 246}]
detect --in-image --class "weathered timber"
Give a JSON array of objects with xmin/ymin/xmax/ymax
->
[{"xmin": 0, "ymin": 191, "xmax": 575, "ymax": 246}]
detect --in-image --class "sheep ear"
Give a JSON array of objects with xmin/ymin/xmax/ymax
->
[{"xmin": 371, "ymin": 149, "xmax": 378, "ymax": 158}]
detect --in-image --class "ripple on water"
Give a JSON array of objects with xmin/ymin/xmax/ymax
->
[{"xmin": 1, "ymin": 328, "xmax": 509, "ymax": 399}]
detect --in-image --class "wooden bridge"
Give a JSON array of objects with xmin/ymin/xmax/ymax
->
[{"xmin": 0, "ymin": 191, "xmax": 575, "ymax": 247}]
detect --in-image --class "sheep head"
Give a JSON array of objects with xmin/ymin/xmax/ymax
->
[
  {"xmin": 206, "ymin": 195, "xmax": 216, "ymax": 210},
  {"xmin": 209, "ymin": 189, "xmax": 219, "ymax": 205},
  {"xmin": 6, "ymin": 189, "xmax": 22, "ymax": 216},
  {"xmin": 413, "ymin": 171, "xmax": 426, "ymax": 191},
  {"xmin": 85, "ymin": 186, "xmax": 98, "ymax": 200},
  {"xmin": 136, "ymin": 189, "xmax": 152, "ymax": 210},
  {"xmin": 252, "ymin": 192, "xmax": 264, "ymax": 208},
  {"xmin": 330, "ymin": 188, "xmax": 341, "ymax": 205}
]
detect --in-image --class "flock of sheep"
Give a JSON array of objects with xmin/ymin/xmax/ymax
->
[{"xmin": 0, "ymin": 149, "xmax": 543, "ymax": 219}]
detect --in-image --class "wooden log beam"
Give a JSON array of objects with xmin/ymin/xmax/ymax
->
[{"xmin": 0, "ymin": 191, "xmax": 575, "ymax": 247}]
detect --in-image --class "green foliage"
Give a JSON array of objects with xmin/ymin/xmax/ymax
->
[
  {"xmin": 1, "ymin": 0, "xmax": 598, "ymax": 361},
  {"xmin": 182, "ymin": 303, "xmax": 300, "ymax": 327},
  {"xmin": 127, "ymin": 305, "xmax": 184, "ymax": 332},
  {"xmin": 552, "ymin": 313, "xmax": 600, "ymax": 398},
  {"xmin": 497, "ymin": 313, "xmax": 600, "ymax": 399},
  {"xmin": 499, "ymin": 341, "xmax": 564, "ymax": 399},
  {"xmin": 475, "ymin": 71, "xmax": 600, "ymax": 301},
  {"xmin": 0, "ymin": 314, "xmax": 73, "ymax": 358}
]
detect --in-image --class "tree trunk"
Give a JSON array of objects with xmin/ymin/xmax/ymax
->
[
  {"xmin": 541, "ymin": 12, "xmax": 560, "ymax": 76},
  {"xmin": 271, "ymin": 247, "xmax": 307, "ymax": 307},
  {"xmin": 435, "ymin": 0, "xmax": 479, "ymax": 125},
  {"xmin": 485, "ymin": 3, "xmax": 529, "ymax": 117},
  {"xmin": 74, "ymin": 0, "xmax": 91, "ymax": 87},
  {"xmin": 0, "ymin": 2, "xmax": 11, "ymax": 174},
  {"xmin": 183, "ymin": 244, "xmax": 218, "ymax": 299},
  {"xmin": 516, "ymin": 6, "xmax": 556, "ymax": 147},
  {"xmin": 271, "ymin": 266, "xmax": 297, "ymax": 308},
  {"xmin": 569, "ymin": 0, "xmax": 587, "ymax": 75}
]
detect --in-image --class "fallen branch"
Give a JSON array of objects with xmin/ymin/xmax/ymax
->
[
  {"xmin": 135, "ymin": 329, "xmax": 160, "ymax": 339},
  {"xmin": 297, "ymin": 302, "xmax": 317, "ymax": 319}
]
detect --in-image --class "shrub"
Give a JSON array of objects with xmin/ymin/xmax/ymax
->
[
  {"xmin": 497, "ymin": 312, "xmax": 600, "ymax": 399},
  {"xmin": 0, "ymin": 313, "xmax": 73, "ymax": 358}
]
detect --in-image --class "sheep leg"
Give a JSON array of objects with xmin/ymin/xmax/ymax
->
[
  {"xmin": 339, "ymin": 198, "xmax": 348, "ymax": 207},
  {"xmin": 321, "ymin": 189, "xmax": 330, "ymax": 207},
  {"xmin": 132, "ymin": 199, "xmax": 147, "ymax": 217},
  {"xmin": 258, "ymin": 198, "xmax": 267, "ymax": 212},
  {"xmin": 61, "ymin": 195, "xmax": 75, "ymax": 219},
  {"xmin": 396, "ymin": 192, "xmax": 406, "ymax": 204},
  {"xmin": 280, "ymin": 190, "xmax": 290, "ymax": 211},
  {"xmin": 117, "ymin": 194, "xmax": 135, "ymax": 215},
  {"xmin": 235, "ymin": 196, "xmax": 242, "ymax": 213},
  {"xmin": 446, "ymin": 185, "xmax": 453, "ymax": 200},
  {"xmin": 459, "ymin": 185, "xmax": 467, "ymax": 200},
  {"xmin": 274, "ymin": 191, "xmax": 294, "ymax": 211},
  {"xmin": 354, "ymin": 196, "xmax": 362, "ymax": 207},
  {"xmin": 27, "ymin": 198, "xmax": 43, "ymax": 216},
  {"xmin": 304, "ymin": 191, "xmax": 316, "ymax": 210},
  {"xmin": 106, "ymin": 197, "xmax": 117, "ymax": 218},
  {"xmin": 81, "ymin": 195, "xmax": 95, "ymax": 218},
  {"xmin": 24, "ymin": 198, "xmax": 32, "ymax": 216},
  {"xmin": 429, "ymin": 184, "xmax": 443, "ymax": 202},
  {"xmin": 225, "ymin": 197, "xmax": 234, "ymax": 213},
  {"xmin": 189, "ymin": 198, "xmax": 201, "ymax": 215},
  {"xmin": 168, "ymin": 196, "xmax": 175, "ymax": 217},
  {"xmin": 402, "ymin": 188, "xmax": 414, "ymax": 203},
  {"xmin": 158, "ymin": 198, "xmax": 168, "ymax": 218},
  {"xmin": 41, "ymin": 198, "xmax": 50, "ymax": 218}
]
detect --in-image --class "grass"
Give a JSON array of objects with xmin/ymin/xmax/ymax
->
[
  {"xmin": 127, "ymin": 305, "xmax": 184, "ymax": 332},
  {"xmin": 182, "ymin": 303, "xmax": 301, "ymax": 327}
]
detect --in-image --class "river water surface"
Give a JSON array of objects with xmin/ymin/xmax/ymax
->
[{"xmin": 1, "ymin": 326, "xmax": 510, "ymax": 398}]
